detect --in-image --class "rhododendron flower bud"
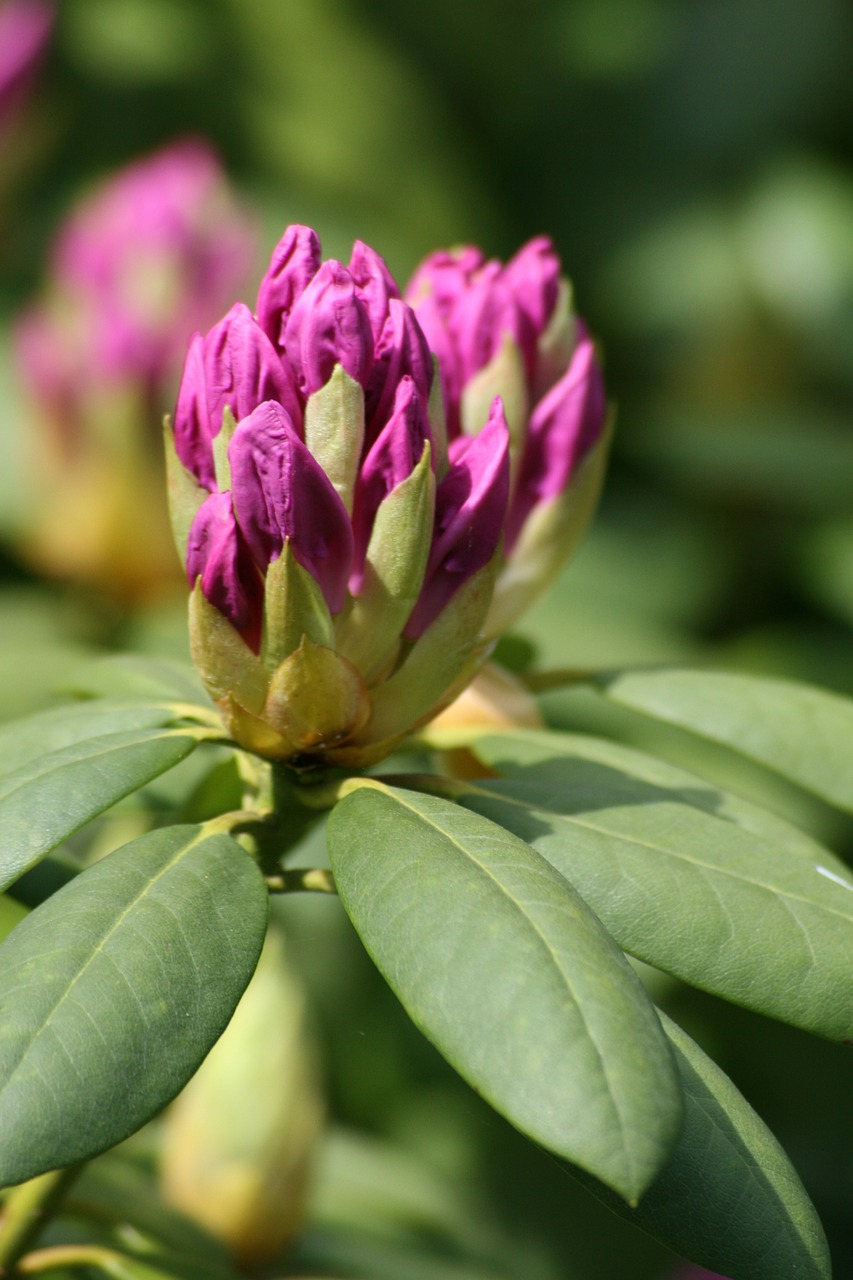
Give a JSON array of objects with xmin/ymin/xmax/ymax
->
[
  {"xmin": 406, "ymin": 235, "xmax": 611, "ymax": 636},
  {"xmin": 166, "ymin": 224, "xmax": 511, "ymax": 768},
  {"xmin": 0, "ymin": 0, "xmax": 52, "ymax": 131},
  {"xmin": 14, "ymin": 138, "xmax": 257, "ymax": 599}
]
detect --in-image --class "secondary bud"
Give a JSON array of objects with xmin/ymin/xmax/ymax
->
[{"xmin": 405, "ymin": 236, "xmax": 611, "ymax": 636}]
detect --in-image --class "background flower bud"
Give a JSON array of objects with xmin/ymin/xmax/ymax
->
[
  {"xmin": 14, "ymin": 138, "xmax": 257, "ymax": 600},
  {"xmin": 169, "ymin": 224, "xmax": 513, "ymax": 767},
  {"xmin": 0, "ymin": 0, "xmax": 52, "ymax": 134},
  {"xmin": 160, "ymin": 926, "xmax": 324, "ymax": 1269},
  {"xmin": 405, "ymin": 236, "xmax": 611, "ymax": 636}
]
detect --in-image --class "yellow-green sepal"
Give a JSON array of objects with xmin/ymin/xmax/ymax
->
[
  {"xmin": 261, "ymin": 541, "xmax": 334, "ymax": 674},
  {"xmin": 335, "ymin": 442, "xmax": 435, "ymax": 684},
  {"xmin": 485, "ymin": 415, "xmax": 613, "ymax": 638},
  {"xmin": 189, "ymin": 579, "xmax": 269, "ymax": 716},
  {"xmin": 262, "ymin": 638, "xmax": 370, "ymax": 757},
  {"xmin": 163, "ymin": 416, "xmax": 207, "ymax": 563},
  {"xmin": 460, "ymin": 334, "xmax": 529, "ymax": 471},
  {"xmin": 427, "ymin": 353, "xmax": 449, "ymax": 479},
  {"xmin": 339, "ymin": 548, "xmax": 500, "ymax": 762},
  {"xmin": 534, "ymin": 278, "xmax": 577, "ymax": 397},
  {"xmin": 303, "ymin": 364, "xmax": 365, "ymax": 515},
  {"xmin": 212, "ymin": 405, "xmax": 239, "ymax": 493}
]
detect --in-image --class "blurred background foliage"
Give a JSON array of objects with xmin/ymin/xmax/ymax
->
[{"xmin": 2, "ymin": 1, "xmax": 853, "ymax": 1277}]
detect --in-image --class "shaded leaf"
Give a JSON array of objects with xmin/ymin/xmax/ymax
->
[
  {"xmin": 327, "ymin": 782, "xmax": 682, "ymax": 1203},
  {"xmin": 65, "ymin": 654, "xmax": 208, "ymax": 705},
  {"xmin": 593, "ymin": 666, "xmax": 853, "ymax": 813},
  {"xmin": 0, "ymin": 823, "xmax": 268, "ymax": 1187},
  {"xmin": 0, "ymin": 728, "xmax": 204, "ymax": 892},
  {"xmin": 456, "ymin": 761, "xmax": 853, "ymax": 1040},
  {"xmin": 578, "ymin": 1012, "xmax": 831, "ymax": 1280}
]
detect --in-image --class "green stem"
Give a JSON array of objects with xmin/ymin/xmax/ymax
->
[
  {"xmin": 265, "ymin": 867, "xmax": 337, "ymax": 894},
  {"xmin": 15, "ymin": 1243, "xmax": 121, "ymax": 1275},
  {"xmin": 520, "ymin": 667, "xmax": 593, "ymax": 693},
  {"xmin": 0, "ymin": 1166, "xmax": 82, "ymax": 1276}
]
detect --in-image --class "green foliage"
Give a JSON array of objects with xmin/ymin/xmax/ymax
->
[
  {"xmin": 327, "ymin": 781, "xmax": 682, "ymax": 1203},
  {"xmin": 0, "ymin": 823, "xmax": 268, "ymax": 1187}
]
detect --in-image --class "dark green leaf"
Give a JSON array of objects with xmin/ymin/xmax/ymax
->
[
  {"xmin": 0, "ymin": 727, "xmax": 204, "ymax": 892},
  {"xmin": 327, "ymin": 782, "xmax": 682, "ymax": 1203},
  {"xmin": 460, "ymin": 727, "xmax": 846, "ymax": 867},
  {"xmin": 0, "ymin": 823, "xmax": 268, "ymax": 1187},
  {"xmin": 580, "ymin": 1012, "xmax": 831, "ymax": 1280},
  {"xmin": 456, "ymin": 760, "xmax": 853, "ymax": 1040},
  {"xmin": 593, "ymin": 666, "xmax": 853, "ymax": 813},
  {"xmin": 0, "ymin": 894, "xmax": 27, "ymax": 942}
]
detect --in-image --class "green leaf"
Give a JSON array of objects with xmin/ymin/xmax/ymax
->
[
  {"xmin": 579, "ymin": 1012, "xmax": 831, "ymax": 1280},
  {"xmin": 0, "ymin": 823, "xmax": 268, "ymax": 1187},
  {"xmin": 64, "ymin": 654, "xmax": 208, "ymax": 705},
  {"xmin": 592, "ymin": 665, "xmax": 853, "ymax": 813},
  {"xmin": 0, "ymin": 728, "xmax": 203, "ymax": 892},
  {"xmin": 458, "ymin": 727, "xmax": 847, "ymax": 867},
  {"xmin": 0, "ymin": 894, "xmax": 27, "ymax": 942},
  {"xmin": 0, "ymin": 698, "xmax": 205, "ymax": 776},
  {"xmin": 327, "ymin": 782, "xmax": 682, "ymax": 1204},
  {"xmin": 455, "ymin": 759, "xmax": 853, "ymax": 1040}
]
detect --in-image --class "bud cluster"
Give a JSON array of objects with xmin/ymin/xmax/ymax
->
[{"xmin": 167, "ymin": 225, "xmax": 608, "ymax": 767}]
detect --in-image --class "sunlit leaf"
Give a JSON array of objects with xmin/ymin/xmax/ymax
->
[
  {"xmin": 579, "ymin": 1012, "xmax": 831, "ymax": 1280},
  {"xmin": 0, "ymin": 823, "xmax": 268, "ymax": 1187},
  {"xmin": 327, "ymin": 782, "xmax": 682, "ymax": 1203},
  {"xmin": 592, "ymin": 666, "xmax": 853, "ymax": 813},
  {"xmin": 455, "ymin": 758, "xmax": 853, "ymax": 1040},
  {"xmin": 0, "ymin": 728, "xmax": 205, "ymax": 892}
]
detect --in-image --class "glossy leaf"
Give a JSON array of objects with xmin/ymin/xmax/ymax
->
[
  {"xmin": 0, "ymin": 727, "xmax": 204, "ymax": 892},
  {"xmin": 327, "ymin": 782, "xmax": 682, "ymax": 1203},
  {"xmin": 0, "ymin": 823, "xmax": 268, "ymax": 1187},
  {"xmin": 579, "ymin": 1012, "xmax": 831, "ymax": 1280},
  {"xmin": 0, "ymin": 699, "xmax": 203, "ymax": 776},
  {"xmin": 451, "ymin": 726, "xmax": 848, "ymax": 868},
  {"xmin": 64, "ymin": 654, "xmax": 209, "ymax": 705},
  {"xmin": 455, "ymin": 761, "xmax": 853, "ymax": 1040},
  {"xmin": 593, "ymin": 666, "xmax": 853, "ymax": 813},
  {"xmin": 0, "ymin": 894, "xmax": 27, "ymax": 942}
]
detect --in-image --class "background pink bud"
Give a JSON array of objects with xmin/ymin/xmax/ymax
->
[{"xmin": 0, "ymin": 0, "xmax": 53, "ymax": 127}]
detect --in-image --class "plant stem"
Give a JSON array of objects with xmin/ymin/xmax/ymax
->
[
  {"xmin": 15, "ymin": 1243, "xmax": 121, "ymax": 1274},
  {"xmin": 0, "ymin": 1166, "xmax": 82, "ymax": 1276},
  {"xmin": 265, "ymin": 867, "xmax": 337, "ymax": 893}
]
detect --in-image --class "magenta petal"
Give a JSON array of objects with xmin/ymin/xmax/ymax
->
[
  {"xmin": 186, "ymin": 491, "xmax": 264, "ymax": 650},
  {"xmin": 174, "ymin": 332, "xmax": 216, "ymax": 489},
  {"xmin": 505, "ymin": 333, "xmax": 606, "ymax": 551},
  {"xmin": 256, "ymin": 224, "xmax": 321, "ymax": 349},
  {"xmin": 407, "ymin": 291, "xmax": 464, "ymax": 440},
  {"xmin": 348, "ymin": 239, "xmax": 400, "ymax": 342},
  {"xmin": 350, "ymin": 376, "xmax": 430, "ymax": 589},
  {"xmin": 203, "ymin": 301, "xmax": 302, "ymax": 434},
  {"xmin": 364, "ymin": 299, "xmax": 433, "ymax": 442},
  {"xmin": 229, "ymin": 401, "xmax": 354, "ymax": 614},
  {"xmin": 282, "ymin": 260, "xmax": 373, "ymax": 396},
  {"xmin": 501, "ymin": 236, "xmax": 561, "ymax": 342},
  {"xmin": 404, "ymin": 398, "xmax": 509, "ymax": 639},
  {"xmin": 452, "ymin": 262, "xmax": 529, "ymax": 382},
  {"xmin": 404, "ymin": 246, "xmax": 486, "ymax": 312}
]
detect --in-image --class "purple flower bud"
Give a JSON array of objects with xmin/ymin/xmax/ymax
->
[
  {"xmin": 406, "ymin": 236, "xmax": 609, "ymax": 631},
  {"xmin": 281, "ymin": 260, "xmax": 373, "ymax": 397},
  {"xmin": 229, "ymin": 401, "xmax": 353, "ymax": 615},
  {"xmin": 404, "ymin": 398, "xmax": 510, "ymax": 640},
  {"xmin": 504, "ymin": 332, "xmax": 606, "ymax": 552},
  {"xmin": 173, "ymin": 303, "xmax": 301, "ymax": 490},
  {"xmin": 364, "ymin": 299, "xmax": 433, "ymax": 442},
  {"xmin": 0, "ymin": 0, "xmax": 53, "ymax": 126},
  {"xmin": 350, "ymin": 376, "xmax": 430, "ymax": 591},
  {"xmin": 348, "ymin": 239, "xmax": 399, "ymax": 343},
  {"xmin": 186, "ymin": 491, "xmax": 264, "ymax": 652},
  {"xmin": 256, "ymin": 224, "xmax": 321, "ymax": 351}
]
